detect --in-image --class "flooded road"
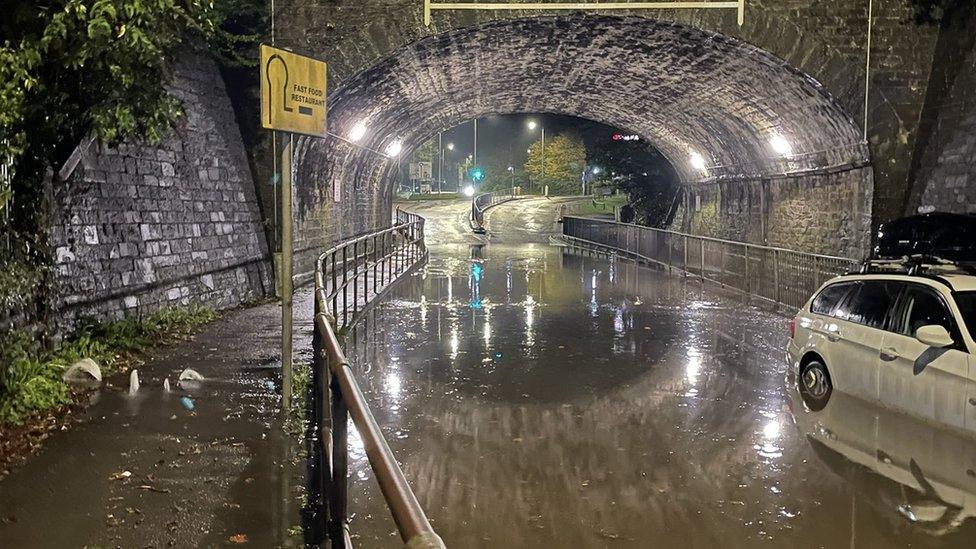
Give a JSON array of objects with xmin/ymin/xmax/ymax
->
[{"xmin": 341, "ymin": 198, "xmax": 976, "ymax": 547}]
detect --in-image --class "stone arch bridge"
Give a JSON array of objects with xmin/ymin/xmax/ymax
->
[
  {"xmin": 49, "ymin": 1, "xmax": 976, "ymax": 322},
  {"xmin": 269, "ymin": 0, "xmax": 966, "ymax": 273}
]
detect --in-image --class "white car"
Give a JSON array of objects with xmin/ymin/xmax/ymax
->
[{"xmin": 787, "ymin": 269, "xmax": 976, "ymax": 432}]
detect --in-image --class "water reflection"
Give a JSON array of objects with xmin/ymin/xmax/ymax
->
[
  {"xmin": 337, "ymin": 199, "xmax": 976, "ymax": 547},
  {"xmin": 791, "ymin": 387, "xmax": 976, "ymax": 540}
]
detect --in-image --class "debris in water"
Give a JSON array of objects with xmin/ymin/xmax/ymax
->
[
  {"xmin": 179, "ymin": 368, "xmax": 205, "ymax": 382},
  {"xmin": 163, "ymin": 378, "xmax": 171, "ymax": 392},
  {"xmin": 180, "ymin": 396, "xmax": 195, "ymax": 411},
  {"xmin": 63, "ymin": 358, "xmax": 102, "ymax": 384},
  {"xmin": 109, "ymin": 470, "xmax": 132, "ymax": 481},
  {"xmin": 229, "ymin": 533, "xmax": 248, "ymax": 543},
  {"xmin": 128, "ymin": 370, "xmax": 140, "ymax": 395}
]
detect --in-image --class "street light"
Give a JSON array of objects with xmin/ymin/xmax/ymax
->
[
  {"xmin": 527, "ymin": 120, "xmax": 546, "ymax": 194},
  {"xmin": 769, "ymin": 134, "xmax": 793, "ymax": 156},
  {"xmin": 384, "ymin": 140, "xmax": 402, "ymax": 158},
  {"xmin": 438, "ymin": 135, "xmax": 456, "ymax": 194},
  {"xmin": 348, "ymin": 120, "xmax": 368, "ymax": 142}
]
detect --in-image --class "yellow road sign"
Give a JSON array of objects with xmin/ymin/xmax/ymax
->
[{"xmin": 260, "ymin": 45, "xmax": 328, "ymax": 137}]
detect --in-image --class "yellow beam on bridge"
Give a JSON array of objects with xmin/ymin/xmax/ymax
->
[{"xmin": 424, "ymin": 0, "xmax": 745, "ymax": 27}]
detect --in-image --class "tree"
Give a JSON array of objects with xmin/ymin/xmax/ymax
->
[
  {"xmin": 480, "ymin": 153, "xmax": 522, "ymax": 193},
  {"xmin": 588, "ymin": 138, "xmax": 679, "ymax": 228},
  {"xmin": 524, "ymin": 131, "xmax": 586, "ymax": 195}
]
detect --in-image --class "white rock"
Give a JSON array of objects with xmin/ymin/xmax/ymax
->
[
  {"xmin": 129, "ymin": 370, "xmax": 140, "ymax": 395},
  {"xmin": 63, "ymin": 358, "xmax": 102, "ymax": 383},
  {"xmin": 163, "ymin": 378, "xmax": 171, "ymax": 392},
  {"xmin": 179, "ymin": 368, "xmax": 205, "ymax": 382}
]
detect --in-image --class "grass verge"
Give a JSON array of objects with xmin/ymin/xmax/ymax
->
[{"xmin": 572, "ymin": 194, "xmax": 630, "ymax": 217}]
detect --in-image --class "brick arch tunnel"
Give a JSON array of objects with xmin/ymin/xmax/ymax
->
[{"xmin": 292, "ymin": 14, "xmax": 874, "ymax": 274}]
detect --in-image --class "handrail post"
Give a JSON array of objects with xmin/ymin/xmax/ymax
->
[
  {"xmin": 744, "ymin": 244, "xmax": 750, "ymax": 294},
  {"xmin": 329, "ymin": 366, "xmax": 350, "ymax": 548},
  {"xmin": 309, "ymin": 296, "xmax": 326, "ymax": 542},
  {"xmin": 353, "ymin": 240, "xmax": 359, "ymax": 320},
  {"xmin": 700, "ymin": 239, "xmax": 705, "ymax": 281},
  {"xmin": 683, "ymin": 234, "xmax": 688, "ymax": 273},
  {"xmin": 774, "ymin": 248, "xmax": 781, "ymax": 304},
  {"xmin": 331, "ymin": 253, "xmax": 338, "ymax": 320},
  {"xmin": 342, "ymin": 245, "xmax": 348, "ymax": 328}
]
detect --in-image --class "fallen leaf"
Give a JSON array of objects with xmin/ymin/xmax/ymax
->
[{"xmin": 229, "ymin": 533, "xmax": 248, "ymax": 544}]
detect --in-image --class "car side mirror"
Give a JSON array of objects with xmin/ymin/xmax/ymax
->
[{"xmin": 915, "ymin": 325, "xmax": 954, "ymax": 348}]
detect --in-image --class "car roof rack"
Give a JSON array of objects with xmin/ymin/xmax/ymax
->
[{"xmin": 851, "ymin": 255, "xmax": 976, "ymax": 278}]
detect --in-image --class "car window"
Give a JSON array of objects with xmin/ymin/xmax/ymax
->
[
  {"xmin": 956, "ymin": 291, "xmax": 976, "ymax": 339},
  {"xmin": 844, "ymin": 281, "xmax": 900, "ymax": 329},
  {"xmin": 810, "ymin": 282, "xmax": 854, "ymax": 316},
  {"xmin": 892, "ymin": 285, "xmax": 955, "ymax": 338}
]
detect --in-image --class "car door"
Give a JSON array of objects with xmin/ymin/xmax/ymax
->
[
  {"xmin": 879, "ymin": 283, "xmax": 971, "ymax": 431},
  {"xmin": 805, "ymin": 281, "xmax": 862, "ymax": 395},
  {"xmin": 826, "ymin": 280, "xmax": 900, "ymax": 402},
  {"xmin": 955, "ymin": 291, "xmax": 976, "ymax": 434}
]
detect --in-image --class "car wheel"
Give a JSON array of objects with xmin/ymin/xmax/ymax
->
[{"xmin": 799, "ymin": 359, "xmax": 832, "ymax": 411}]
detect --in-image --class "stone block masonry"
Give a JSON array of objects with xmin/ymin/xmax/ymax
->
[
  {"xmin": 673, "ymin": 168, "xmax": 874, "ymax": 260},
  {"xmin": 50, "ymin": 47, "xmax": 273, "ymax": 325}
]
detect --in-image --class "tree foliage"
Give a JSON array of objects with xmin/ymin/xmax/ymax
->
[
  {"xmin": 524, "ymin": 131, "xmax": 586, "ymax": 195},
  {"xmin": 0, "ymin": 0, "xmax": 264, "ymax": 239},
  {"xmin": 594, "ymin": 146, "xmax": 679, "ymax": 227}
]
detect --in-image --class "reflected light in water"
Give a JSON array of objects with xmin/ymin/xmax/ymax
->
[
  {"xmin": 385, "ymin": 372, "xmax": 402, "ymax": 399},
  {"xmin": 685, "ymin": 348, "xmax": 702, "ymax": 384},
  {"xmin": 589, "ymin": 270, "xmax": 599, "ymax": 316},
  {"xmin": 524, "ymin": 295, "xmax": 536, "ymax": 347},
  {"xmin": 348, "ymin": 420, "xmax": 366, "ymax": 462},
  {"xmin": 757, "ymin": 417, "xmax": 783, "ymax": 459},
  {"xmin": 449, "ymin": 325, "xmax": 460, "ymax": 361},
  {"xmin": 483, "ymin": 308, "xmax": 491, "ymax": 347}
]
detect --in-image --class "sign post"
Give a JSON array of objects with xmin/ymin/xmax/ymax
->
[{"xmin": 260, "ymin": 44, "xmax": 328, "ymax": 409}]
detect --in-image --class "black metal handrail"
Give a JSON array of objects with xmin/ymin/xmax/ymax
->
[
  {"xmin": 470, "ymin": 189, "xmax": 521, "ymax": 233},
  {"xmin": 308, "ymin": 212, "xmax": 444, "ymax": 548},
  {"xmin": 562, "ymin": 216, "xmax": 859, "ymax": 310}
]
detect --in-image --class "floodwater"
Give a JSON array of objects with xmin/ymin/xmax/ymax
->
[
  {"xmin": 0, "ymin": 295, "xmax": 308, "ymax": 547},
  {"xmin": 2, "ymin": 197, "xmax": 975, "ymax": 548},
  {"xmin": 338, "ymin": 198, "xmax": 976, "ymax": 547}
]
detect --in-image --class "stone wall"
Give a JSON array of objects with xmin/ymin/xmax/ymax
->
[
  {"xmin": 673, "ymin": 168, "xmax": 874, "ymax": 259},
  {"xmin": 910, "ymin": 17, "xmax": 976, "ymax": 216},
  {"xmin": 50, "ymin": 47, "xmax": 272, "ymax": 324}
]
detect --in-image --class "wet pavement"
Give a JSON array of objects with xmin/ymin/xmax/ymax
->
[
  {"xmin": 0, "ymin": 296, "xmax": 309, "ymax": 547},
  {"xmin": 336, "ymin": 198, "xmax": 976, "ymax": 547}
]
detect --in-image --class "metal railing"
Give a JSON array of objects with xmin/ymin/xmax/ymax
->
[
  {"xmin": 308, "ymin": 212, "xmax": 444, "ymax": 548},
  {"xmin": 562, "ymin": 216, "xmax": 860, "ymax": 310},
  {"xmin": 470, "ymin": 189, "xmax": 521, "ymax": 232}
]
